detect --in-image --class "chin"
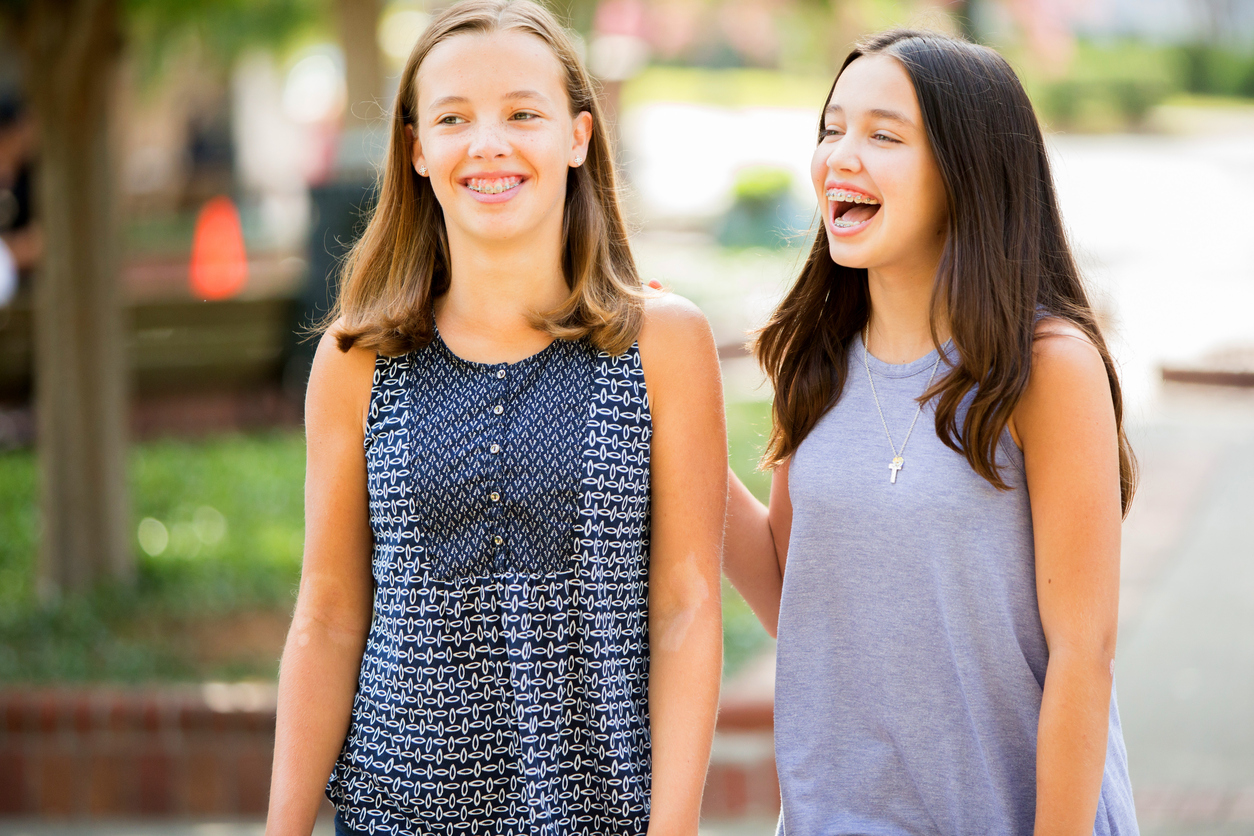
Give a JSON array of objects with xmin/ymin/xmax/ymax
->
[{"xmin": 826, "ymin": 240, "xmax": 871, "ymax": 270}]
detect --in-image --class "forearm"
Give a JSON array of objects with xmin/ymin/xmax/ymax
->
[
  {"xmin": 647, "ymin": 592, "xmax": 722, "ymax": 836},
  {"xmin": 723, "ymin": 470, "xmax": 783, "ymax": 636},
  {"xmin": 1034, "ymin": 648, "xmax": 1113, "ymax": 836},
  {"xmin": 266, "ymin": 609, "xmax": 370, "ymax": 836}
]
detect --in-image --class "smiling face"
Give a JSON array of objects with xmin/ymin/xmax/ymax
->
[
  {"xmin": 412, "ymin": 29, "xmax": 591, "ymax": 248},
  {"xmin": 812, "ymin": 54, "xmax": 949, "ymax": 279}
]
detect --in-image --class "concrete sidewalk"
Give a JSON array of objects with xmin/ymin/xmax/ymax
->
[{"xmin": 1116, "ymin": 386, "xmax": 1254, "ymax": 836}]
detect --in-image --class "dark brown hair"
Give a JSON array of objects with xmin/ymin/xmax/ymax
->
[
  {"xmin": 330, "ymin": 0, "xmax": 643, "ymax": 356},
  {"xmin": 757, "ymin": 29, "xmax": 1136, "ymax": 514}
]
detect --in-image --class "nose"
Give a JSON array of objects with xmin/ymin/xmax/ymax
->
[
  {"xmin": 467, "ymin": 120, "xmax": 511, "ymax": 160},
  {"xmin": 824, "ymin": 136, "xmax": 861, "ymax": 175}
]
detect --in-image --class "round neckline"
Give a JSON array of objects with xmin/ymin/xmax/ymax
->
[
  {"xmin": 856, "ymin": 331, "xmax": 953, "ymax": 379},
  {"xmin": 432, "ymin": 320, "xmax": 561, "ymax": 370}
]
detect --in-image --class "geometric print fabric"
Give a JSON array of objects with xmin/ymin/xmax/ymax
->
[{"xmin": 326, "ymin": 333, "xmax": 654, "ymax": 836}]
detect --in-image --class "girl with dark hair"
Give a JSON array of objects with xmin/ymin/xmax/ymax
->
[
  {"xmin": 724, "ymin": 30, "xmax": 1139, "ymax": 835},
  {"xmin": 264, "ymin": 2, "xmax": 725, "ymax": 834}
]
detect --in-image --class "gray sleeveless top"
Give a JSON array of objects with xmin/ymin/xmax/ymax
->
[{"xmin": 774, "ymin": 334, "xmax": 1138, "ymax": 836}]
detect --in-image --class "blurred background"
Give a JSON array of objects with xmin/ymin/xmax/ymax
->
[{"xmin": 0, "ymin": 0, "xmax": 1252, "ymax": 834}]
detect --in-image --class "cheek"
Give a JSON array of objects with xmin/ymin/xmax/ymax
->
[{"xmin": 810, "ymin": 145, "xmax": 829, "ymax": 197}]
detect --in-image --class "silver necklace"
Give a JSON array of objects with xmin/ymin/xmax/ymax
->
[{"xmin": 862, "ymin": 325, "xmax": 942, "ymax": 484}]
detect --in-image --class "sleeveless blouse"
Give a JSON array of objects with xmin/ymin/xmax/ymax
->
[
  {"xmin": 774, "ymin": 335, "xmax": 1139, "ymax": 836},
  {"xmin": 326, "ymin": 333, "xmax": 653, "ymax": 836}
]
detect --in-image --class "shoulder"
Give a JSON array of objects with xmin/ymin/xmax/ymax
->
[
  {"xmin": 307, "ymin": 319, "xmax": 379, "ymax": 432},
  {"xmin": 1012, "ymin": 316, "xmax": 1114, "ymax": 446},
  {"xmin": 635, "ymin": 290, "xmax": 721, "ymax": 405},
  {"xmin": 637, "ymin": 291, "xmax": 715, "ymax": 358},
  {"xmin": 1028, "ymin": 316, "xmax": 1107, "ymax": 390}
]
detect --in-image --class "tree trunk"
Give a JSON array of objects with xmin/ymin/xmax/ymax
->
[
  {"xmin": 335, "ymin": 0, "xmax": 383, "ymax": 127},
  {"xmin": 21, "ymin": 0, "xmax": 132, "ymax": 594}
]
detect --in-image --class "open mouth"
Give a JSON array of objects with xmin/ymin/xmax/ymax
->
[
  {"xmin": 826, "ymin": 188, "xmax": 881, "ymax": 229},
  {"xmin": 466, "ymin": 176, "xmax": 523, "ymax": 195}
]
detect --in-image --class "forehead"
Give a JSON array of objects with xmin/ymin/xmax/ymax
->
[
  {"xmin": 417, "ymin": 29, "xmax": 568, "ymax": 106},
  {"xmin": 827, "ymin": 54, "xmax": 920, "ymax": 122}
]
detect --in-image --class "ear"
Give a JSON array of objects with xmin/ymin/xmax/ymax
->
[
  {"xmin": 407, "ymin": 124, "xmax": 427, "ymax": 176},
  {"xmin": 570, "ymin": 111, "xmax": 592, "ymax": 167}
]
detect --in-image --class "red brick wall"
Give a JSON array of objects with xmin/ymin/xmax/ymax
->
[
  {"xmin": 0, "ymin": 685, "xmax": 779, "ymax": 820},
  {"xmin": 0, "ymin": 686, "xmax": 276, "ymax": 818}
]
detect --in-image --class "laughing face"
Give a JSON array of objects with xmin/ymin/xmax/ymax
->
[
  {"xmin": 812, "ymin": 54, "xmax": 949, "ymax": 278},
  {"xmin": 412, "ymin": 29, "xmax": 591, "ymax": 248}
]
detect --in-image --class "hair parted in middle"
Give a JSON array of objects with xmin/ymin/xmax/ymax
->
[
  {"xmin": 756, "ymin": 29, "xmax": 1137, "ymax": 515},
  {"xmin": 330, "ymin": 0, "xmax": 643, "ymax": 356}
]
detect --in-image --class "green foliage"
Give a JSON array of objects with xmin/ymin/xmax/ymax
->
[
  {"xmin": 722, "ymin": 400, "xmax": 775, "ymax": 676},
  {"xmin": 124, "ymin": 0, "xmax": 326, "ymax": 84},
  {"xmin": 1026, "ymin": 39, "xmax": 1183, "ymax": 131},
  {"xmin": 129, "ymin": 434, "xmax": 306, "ymax": 612},
  {"xmin": 1179, "ymin": 43, "xmax": 1254, "ymax": 98},
  {"xmin": 0, "ymin": 433, "xmax": 305, "ymax": 683},
  {"xmin": 0, "ymin": 451, "xmax": 38, "ymax": 613},
  {"xmin": 723, "ymin": 578, "xmax": 771, "ymax": 676},
  {"xmin": 732, "ymin": 166, "xmax": 793, "ymax": 203},
  {"xmin": 727, "ymin": 400, "xmax": 773, "ymax": 504}
]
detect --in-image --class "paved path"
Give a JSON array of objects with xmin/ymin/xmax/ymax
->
[{"xmin": 1117, "ymin": 387, "xmax": 1254, "ymax": 836}]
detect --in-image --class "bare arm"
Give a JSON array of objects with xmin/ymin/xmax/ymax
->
[
  {"xmin": 637, "ymin": 294, "xmax": 727, "ymax": 836},
  {"xmin": 723, "ymin": 459, "xmax": 793, "ymax": 638},
  {"xmin": 265, "ymin": 331, "xmax": 377, "ymax": 836},
  {"xmin": 1013, "ymin": 321, "xmax": 1122, "ymax": 836}
]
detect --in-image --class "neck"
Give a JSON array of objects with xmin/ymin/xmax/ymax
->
[
  {"xmin": 864, "ymin": 262, "xmax": 950, "ymax": 364},
  {"xmin": 438, "ymin": 226, "xmax": 568, "ymax": 362}
]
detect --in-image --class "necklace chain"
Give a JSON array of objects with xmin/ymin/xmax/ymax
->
[{"xmin": 862, "ymin": 324, "xmax": 942, "ymax": 483}]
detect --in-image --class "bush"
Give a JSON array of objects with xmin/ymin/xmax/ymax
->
[{"xmin": 0, "ymin": 433, "xmax": 305, "ymax": 683}]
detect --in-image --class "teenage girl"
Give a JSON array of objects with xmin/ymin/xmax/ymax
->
[
  {"xmin": 265, "ymin": 2, "xmax": 726, "ymax": 834},
  {"xmin": 724, "ymin": 30, "xmax": 1139, "ymax": 835}
]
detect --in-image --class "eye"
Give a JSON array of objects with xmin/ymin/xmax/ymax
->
[
  {"xmin": 872, "ymin": 132, "xmax": 901, "ymax": 143},
  {"xmin": 437, "ymin": 114, "xmax": 464, "ymax": 125},
  {"xmin": 511, "ymin": 110, "xmax": 540, "ymax": 121},
  {"xmin": 820, "ymin": 126, "xmax": 843, "ymax": 140}
]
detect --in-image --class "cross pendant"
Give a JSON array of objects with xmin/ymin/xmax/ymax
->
[{"xmin": 889, "ymin": 456, "xmax": 904, "ymax": 484}]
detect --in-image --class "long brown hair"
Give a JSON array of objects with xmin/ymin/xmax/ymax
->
[
  {"xmin": 758, "ymin": 30, "xmax": 1136, "ymax": 515},
  {"xmin": 330, "ymin": 0, "xmax": 643, "ymax": 356}
]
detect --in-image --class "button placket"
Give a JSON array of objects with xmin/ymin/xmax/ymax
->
[{"xmin": 487, "ymin": 363, "xmax": 509, "ymax": 564}]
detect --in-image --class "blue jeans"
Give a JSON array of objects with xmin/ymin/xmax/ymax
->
[{"xmin": 334, "ymin": 811, "xmax": 367, "ymax": 836}]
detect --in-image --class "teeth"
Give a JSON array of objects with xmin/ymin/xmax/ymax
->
[
  {"xmin": 468, "ymin": 177, "xmax": 522, "ymax": 195},
  {"xmin": 832, "ymin": 217, "xmax": 863, "ymax": 228},
  {"xmin": 825, "ymin": 188, "xmax": 879, "ymax": 205}
]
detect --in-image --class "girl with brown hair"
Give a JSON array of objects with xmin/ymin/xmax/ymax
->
[
  {"xmin": 724, "ymin": 30, "xmax": 1140, "ymax": 835},
  {"xmin": 264, "ymin": 2, "xmax": 725, "ymax": 834}
]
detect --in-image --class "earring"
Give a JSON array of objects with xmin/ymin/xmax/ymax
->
[
  {"xmin": 418, "ymin": 164, "xmax": 428, "ymax": 176},
  {"xmin": 572, "ymin": 156, "xmax": 583, "ymax": 167}
]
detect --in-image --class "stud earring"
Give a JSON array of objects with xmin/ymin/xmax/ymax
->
[
  {"xmin": 418, "ymin": 164, "xmax": 428, "ymax": 176},
  {"xmin": 572, "ymin": 156, "xmax": 583, "ymax": 167}
]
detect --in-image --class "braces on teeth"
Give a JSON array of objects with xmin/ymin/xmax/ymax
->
[
  {"xmin": 827, "ymin": 188, "xmax": 879, "ymax": 227},
  {"xmin": 826, "ymin": 189, "xmax": 879, "ymax": 205},
  {"xmin": 469, "ymin": 179, "xmax": 521, "ymax": 195}
]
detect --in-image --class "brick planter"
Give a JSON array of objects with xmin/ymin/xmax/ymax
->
[
  {"xmin": 0, "ymin": 684, "xmax": 276, "ymax": 818},
  {"xmin": 0, "ymin": 673, "xmax": 779, "ymax": 821}
]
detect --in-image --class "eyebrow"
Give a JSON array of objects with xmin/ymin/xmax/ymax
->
[
  {"xmin": 427, "ymin": 90, "xmax": 550, "ymax": 112},
  {"xmin": 825, "ymin": 104, "xmax": 915, "ymax": 126}
]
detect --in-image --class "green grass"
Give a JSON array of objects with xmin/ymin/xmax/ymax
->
[{"xmin": 0, "ymin": 406, "xmax": 777, "ymax": 683}]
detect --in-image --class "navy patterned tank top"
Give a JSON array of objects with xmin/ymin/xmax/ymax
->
[{"xmin": 326, "ymin": 331, "xmax": 653, "ymax": 835}]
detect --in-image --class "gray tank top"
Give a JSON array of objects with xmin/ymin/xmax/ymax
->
[{"xmin": 774, "ymin": 334, "xmax": 1139, "ymax": 836}]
